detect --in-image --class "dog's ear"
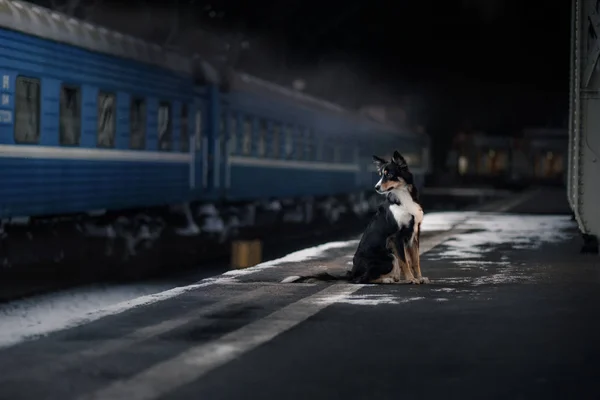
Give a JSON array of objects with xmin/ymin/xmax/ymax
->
[
  {"xmin": 372, "ymin": 155, "xmax": 386, "ymax": 171},
  {"xmin": 392, "ymin": 151, "xmax": 408, "ymax": 168}
]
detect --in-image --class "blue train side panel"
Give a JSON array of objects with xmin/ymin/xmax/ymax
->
[
  {"xmin": 0, "ymin": 25, "xmax": 199, "ymax": 218},
  {"xmin": 227, "ymin": 160, "xmax": 359, "ymax": 200},
  {"xmin": 0, "ymin": 157, "xmax": 189, "ymax": 217}
]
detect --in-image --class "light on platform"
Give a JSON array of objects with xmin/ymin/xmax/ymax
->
[
  {"xmin": 458, "ymin": 155, "xmax": 468, "ymax": 175},
  {"xmin": 293, "ymin": 79, "xmax": 306, "ymax": 91},
  {"xmin": 231, "ymin": 240, "xmax": 263, "ymax": 269}
]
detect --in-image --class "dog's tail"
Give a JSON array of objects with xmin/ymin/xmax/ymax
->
[{"xmin": 281, "ymin": 271, "xmax": 350, "ymax": 283}]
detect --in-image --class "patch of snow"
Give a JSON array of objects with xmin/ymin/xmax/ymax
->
[
  {"xmin": 433, "ymin": 277, "xmax": 473, "ymax": 284},
  {"xmin": 312, "ymin": 293, "xmax": 426, "ymax": 306},
  {"xmin": 223, "ymin": 239, "xmax": 360, "ymax": 280},
  {"xmin": 282, "ymin": 207, "xmax": 304, "ymax": 223},
  {"xmin": 452, "ymin": 260, "xmax": 501, "ymax": 266},
  {"xmin": 471, "ymin": 271, "xmax": 534, "ymax": 286},
  {"xmin": 175, "ymin": 203, "xmax": 201, "ymax": 236},
  {"xmin": 421, "ymin": 211, "xmax": 479, "ymax": 232},
  {"xmin": 451, "ymin": 260, "xmax": 511, "ymax": 270},
  {"xmin": 201, "ymin": 216, "xmax": 225, "ymax": 234},
  {"xmin": 197, "ymin": 203, "xmax": 219, "ymax": 217},
  {"xmin": 0, "ymin": 281, "xmax": 217, "ymax": 349},
  {"xmin": 432, "ymin": 288, "xmax": 456, "ymax": 293},
  {"xmin": 84, "ymin": 223, "xmax": 113, "ymax": 238},
  {"xmin": 262, "ymin": 200, "xmax": 282, "ymax": 212},
  {"xmin": 431, "ymin": 215, "xmax": 574, "ymax": 260},
  {"xmin": 7, "ymin": 216, "xmax": 30, "ymax": 225}
]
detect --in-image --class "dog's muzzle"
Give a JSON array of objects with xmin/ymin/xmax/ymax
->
[{"xmin": 375, "ymin": 184, "xmax": 387, "ymax": 194}]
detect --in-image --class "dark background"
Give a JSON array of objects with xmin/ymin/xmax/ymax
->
[{"xmin": 40, "ymin": 0, "xmax": 572, "ymax": 164}]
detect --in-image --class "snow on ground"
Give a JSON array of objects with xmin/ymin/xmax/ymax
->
[
  {"xmin": 312, "ymin": 293, "xmax": 426, "ymax": 306},
  {"xmin": 430, "ymin": 215, "xmax": 574, "ymax": 261},
  {"xmin": 420, "ymin": 211, "xmax": 479, "ymax": 232},
  {"xmin": 0, "ymin": 282, "xmax": 173, "ymax": 349},
  {"xmin": 429, "ymin": 214, "xmax": 575, "ymax": 288},
  {"xmin": 214, "ymin": 239, "xmax": 360, "ymax": 281}
]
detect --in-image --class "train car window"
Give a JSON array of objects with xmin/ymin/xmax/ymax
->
[
  {"xmin": 129, "ymin": 97, "xmax": 146, "ymax": 150},
  {"xmin": 97, "ymin": 91, "xmax": 116, "ymax": 148},
  {"xmin": 305, "ymin": 129, "xmax": 315, "ymax": 161},
  {"xmin": 258, "ymin": 119, "xmax": 266, "ymax": 157},
  {"xmin": 220, "ymin": 113, "xmax": 226, "ymax": 139},
  {"xmin": 229, "ymin": 113, "xmax": 237, "ymax": 155},
  {"xmin": 219, "ymin": 113, "xmax": 227, "ymax": 157},
  {"xmin": 294, "ymin": 128, "xmax": 304, "ymax": 160},
  {"xmin": 333, "ymin": 144, "xmax": 341, "ymax": 163},
  {"xmin": 284, "ymin": 126, "xmax": 293, "ymax": 159},
  {"xmin": 322, "ymin": 141, "xmax": 334, "ymax": 161},
  {"xmin": 316, "ymin": 136, "xmax": 324, "ymax": 162},
  {"xmin": 14, "ymin": 76, "xmax": 41, "ymax": 144},
  {"xmin": 158, "ymin": 101, "xmax": 172, "ymax": 151},
  {"xmin": 242, "ymin": 117, "xmax": 252, "ymax": 155},
  {"xmin": 180, "ymin": 104, "xmax": 189, "ymax": 152},
  {"xmin": 59, "ymin": 85, "xmax": 81, "ymax": 146},
  {"xmin": 195, "ymin": 109, "xmax": 202, "ymax": 150},
  {"xmin": 272, "ymin": 124, "xmax": 281, "ymax": 158}
]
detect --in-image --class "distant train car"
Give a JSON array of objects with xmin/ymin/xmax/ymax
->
[
  {"xmin": 519, "ymin": 128, "xmax": 567, "ymax": 184},
  {"xmin": 446, "ymin": 129, "xmax": 566, "ymax": 187},
  {"xmin": 209, "ymin": 72, "xmax": 430, "ymax": 202}
]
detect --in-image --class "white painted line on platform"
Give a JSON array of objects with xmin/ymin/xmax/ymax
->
[{"xmin": 77, "ymin": 284, "xmax": 362, "ymax": 400}]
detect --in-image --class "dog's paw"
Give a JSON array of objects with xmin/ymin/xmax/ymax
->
[
  {"xmin": 419, "ymin": 277, "xmax": 430, "ymax": 284},
  {"xmin": 381, "ymin": 277, "xmax": 395, "ymax": 284},
  {"xmin": 397, "ymin": 277, "xmax": 420, "ymax": 284}
]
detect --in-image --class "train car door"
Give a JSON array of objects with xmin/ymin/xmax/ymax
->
[
  {"xmin": 213, "ymin": 111, "xmax": 228, "ymax": 195},
  {"xmin": 192, "ymin": 99, "xmax": 208, "ymax": 193},
  {"xmin": 212, "ymin": 105, "xmax": 232, "ymax": 197}
]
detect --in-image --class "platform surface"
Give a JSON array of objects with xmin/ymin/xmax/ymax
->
[{"xmin": 1, "ymin": 187, "xmax": 598, "ymax": 400}]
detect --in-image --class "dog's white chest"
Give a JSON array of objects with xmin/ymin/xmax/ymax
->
[
  {"xmin": 389, "ymin": 204, "xmax": 413, "ymax": 228},
  {"xmin": 389, "ymin": 189, "xmax": 424, "ymax": 229}
]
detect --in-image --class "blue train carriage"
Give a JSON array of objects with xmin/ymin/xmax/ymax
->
[
  {"xmin": 0, "ymin": 0, "xmax": 203, "ymax": 220},
  {"xmin": 215, "ymin": 71, "xmax": 367, "ymax": 201}
]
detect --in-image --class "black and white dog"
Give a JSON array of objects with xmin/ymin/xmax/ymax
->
[{"xmin": 282, "ymin": 151, "xmax": 427, "ymax": 284}]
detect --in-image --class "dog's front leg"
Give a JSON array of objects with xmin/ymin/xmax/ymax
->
[
  {"xmin": 407, "ymin": 230, "xmax": 429, "ymax": 284},
  {"xmin": 387, "ymin": 234, "xmax": 419, "ymax": 284}
]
